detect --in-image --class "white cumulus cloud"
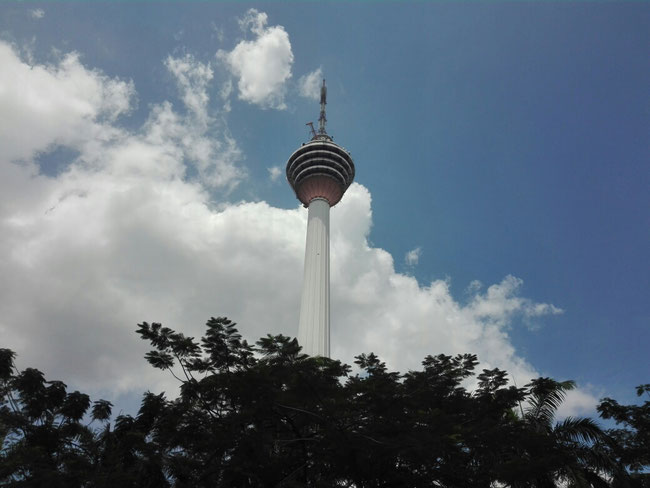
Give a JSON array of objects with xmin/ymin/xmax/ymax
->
[
  {"xmin": 268, "ymin": 166, "xmax": 283, "ymax": 182},
  {"xmin": 298, "ymin": 67, "xmax": 323, "ymax": 100},
  {"xmin": 163, "ymin": 54, "xmax": 244, "ymax": 188},
  {"xmin": 217, "ymin": 9, "xmax": 293, "ymax": 110},
  {"xmin": 237, "ymin": 8, "xmax": 268, "ymax": 35},
  {"xmin": 0, "ymin": 39, "xmax": 596, "ymax": 419},
  {"xmin": 30, "ymin": 9, "xmax": 45, "ymax": 19},
  {"xmin": 0, "ymin": 43, "xmax": 134, "ymax": 164},
  {"xmin": 405, "ymin": 246, "xmax": 422, "ymax": 266},
  {"xmin": 165, "ymin": 54, "xmax": 213, "ymax": 126}
]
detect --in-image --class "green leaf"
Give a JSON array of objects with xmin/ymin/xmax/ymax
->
[
  {"xmin": 145, "ymin": 350, "xmax": 174, "ymax": 369},
  {"xmin": 91, "ymin": 399, "xmax": 113, "ymax": 421},
  {"xmin": 0, "ymin": 348, "xmax": 16, "ymax": 380},
  {"xmin": 61, "ymin": 391, "xmax": 91, "ymax": 421}
]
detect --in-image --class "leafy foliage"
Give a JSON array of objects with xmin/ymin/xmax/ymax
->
[
  {"xmin": 0, "ymin": 348, "xmax": 111, "ymax": 487},
  {"xmin": 598, "ymin": 384, "xmax": 650, "ymax": 487},
  {"xmin": 1, "ymin": 319, "xmax": 647, "ymax": 487}
]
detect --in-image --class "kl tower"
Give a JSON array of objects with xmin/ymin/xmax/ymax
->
[{"xmin": 286, "ymin": 80, "xmax": 355, "ymax": 357}]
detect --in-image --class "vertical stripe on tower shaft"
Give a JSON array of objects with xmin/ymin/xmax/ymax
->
[{"xmin": 297, "ymin": 197, "xmax": 330, "ymax": 357}]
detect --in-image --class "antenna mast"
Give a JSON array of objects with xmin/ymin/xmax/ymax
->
[{"xmin": 318, "ymin": 79, "xmax": 327, "ymax": 135}]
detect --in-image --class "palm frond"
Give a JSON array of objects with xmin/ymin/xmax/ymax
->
[
  {"xmin": 525, "ymin": 378, "xmax": 575, "ymax": 427},
  {"xmin": 554, "ymin": 417, "xmax": 607, "ymax": 445}
]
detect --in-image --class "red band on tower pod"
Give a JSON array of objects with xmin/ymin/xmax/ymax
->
[{"xmin": 296, "ymin": 175, "xmax": 344, "ymax": 207}]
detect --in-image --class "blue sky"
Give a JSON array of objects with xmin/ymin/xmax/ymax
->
[{"xmin": 0, "ymin": 2, "xmax": 647, "ymax": 414}]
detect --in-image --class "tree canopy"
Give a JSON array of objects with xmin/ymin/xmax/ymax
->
[{"xmin": 1, "ymin": 317, "xmax": 648, "ymax": 487}]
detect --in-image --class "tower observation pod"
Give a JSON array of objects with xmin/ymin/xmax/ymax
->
[{"xmin": 286, "ymin": 80, "xmax": 355, "ymax": 357}]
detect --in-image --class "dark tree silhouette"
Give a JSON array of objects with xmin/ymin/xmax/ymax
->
[
  {"xmin": 598, "ymin": 384, "xmax": 650, "ymax": 487},
  {"xmin": 1, "ymin": 318, "xmax": 646, "ymax": 487}
]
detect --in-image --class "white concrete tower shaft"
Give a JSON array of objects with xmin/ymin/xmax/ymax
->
[
  {"xmin": 297, "ymin": 197, "xmax": 330, "ymax": 356},
  {"xmin": 286, "ymin": 80, "xmax": 355, "ymax": 357}
]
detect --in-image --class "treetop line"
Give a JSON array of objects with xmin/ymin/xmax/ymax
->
[{"xmin": 1, "ymin": 317, "xmax": 648, "ymax": 487}]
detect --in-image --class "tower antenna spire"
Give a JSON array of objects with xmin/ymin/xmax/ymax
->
[{"xmin": 318, "ymin": 79, "xmax": 327, "ymax": 135}]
